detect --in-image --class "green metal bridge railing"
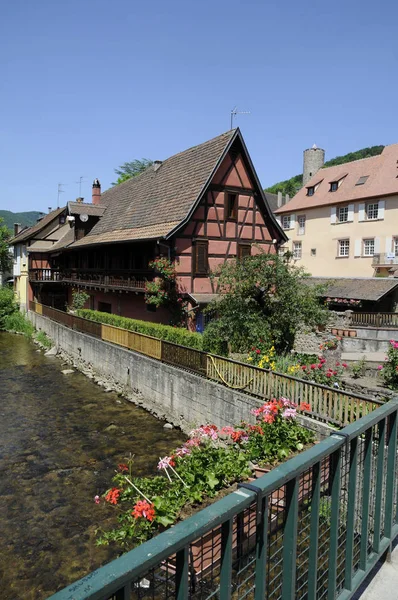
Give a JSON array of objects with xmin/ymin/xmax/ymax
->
[{"xmin": 48, "ymin": 398, "xmax": 398, "ymax": 600}]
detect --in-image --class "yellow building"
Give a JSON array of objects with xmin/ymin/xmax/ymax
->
[{"xmin": 275, "ymin": 144, "xmax": 398, "ymax": 277}]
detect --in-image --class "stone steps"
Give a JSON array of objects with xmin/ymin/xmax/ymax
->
[{"xmin": 340, "ymin": 351, "xmax": 386, "ymax": 366}]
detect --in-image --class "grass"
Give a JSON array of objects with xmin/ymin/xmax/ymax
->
[
  {"xmin": 3, "ymin": 311, "xmax": 35, "ymax": 337},
  {"xmin": 35, "ymin": 330, "xmax": 53, "ymax": 349}
]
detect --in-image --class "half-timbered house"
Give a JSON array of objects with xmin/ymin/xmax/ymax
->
[{"xmin": 21, "ymin": 129, "xmax": 287, "ymax": 329}]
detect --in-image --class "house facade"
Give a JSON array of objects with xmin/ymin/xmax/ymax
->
[
  {"xmin": 12, "ymin": 129, "xmax": 286, "ymax": 328},
  {"xmin": 275, "ymin": 144, "xmax": 398, "ymax": 277}
]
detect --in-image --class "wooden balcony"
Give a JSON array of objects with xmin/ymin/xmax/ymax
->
[
  {"xmin": 372, "ymin": 253, "xmax": 398, "ymax": 266},
  {"xmin": 29, "ymin": 269, "xmax": 62, "ymax": 282},
  {"xmin": 29, "ymin": 269, "xmax": 152, "ymax": 292}
]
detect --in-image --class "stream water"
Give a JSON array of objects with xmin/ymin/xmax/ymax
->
[{"xmin": 0, "ymin": 332, "xmax": 185, "ymax": 600}]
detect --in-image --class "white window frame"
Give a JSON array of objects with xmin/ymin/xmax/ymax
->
[
  {"xmin": 293, "ymin": 241, "xmax": 302, "ymax": 259},
  {"xmin": 363, "ymin": 238, "xmax": 375, "ymax": 256},
  {"xmin": 337, "ymin": 206, "xmax": 348, "ymax": 222},
  {"xmin": 298, "ymin": 215, "xmax": 306, "ymax": 235},
  {"xmin": 282, "ymin": 215, "xmax": 291, "ymax": 230},
  {"xmin": 366, "ymin": 202, "xmax": 379, "ymax": 220},
  {"xmin": 338, "ymin": 239, "xmax": 350, "ymax": 257}
]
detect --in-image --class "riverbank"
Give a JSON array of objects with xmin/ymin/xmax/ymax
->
[{"xmin": 0, "ymin": 332, "xmax": 185, "ymax": 600}]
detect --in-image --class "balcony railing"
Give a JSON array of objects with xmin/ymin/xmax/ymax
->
[
  {"xmin": 29, "ymin": 268, "xmax": 151, "ymax": 291},
  {"xmin": 29, "ymin": 269, "xmax": 62, "ymax": 282},
  {"xmin": 372, "ymin": 253, "xmax": 398, "ymax": 266}
]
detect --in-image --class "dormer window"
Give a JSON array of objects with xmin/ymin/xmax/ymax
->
[
  {"xmin": 356, "ymin": 175, "xmax": 369, "ymax": 186},
  {"xmin": 330, "ymin": 181, "xmax": 338, "ymax": 192},
  {"xmin": 307, "ymin": 186, "xmax": 315, "ymax": 196}
]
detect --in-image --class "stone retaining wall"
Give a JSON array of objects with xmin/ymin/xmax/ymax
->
[{"xmin": 29, "ymin": 311, "xmax": 333, "ymax": 440}]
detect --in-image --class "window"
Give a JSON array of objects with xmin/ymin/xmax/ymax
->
[
  {"xmin": 193, "ymin": 240, "xmax": 208, "ymax": 275},
  {"xmin": 337, "ymin": 206, "xmax": 348, "ymax": 222},
  {"xmin": 307, "ymin": 186, "xmax": 315, "ymax": 196},
  {"xmin": 394, "ymin": 238, "xmax": 398, "ymax": 257},
  {"xmin": 293, "ymin": 241, "xmax": 302, "ymax": 259},
  {"xmin": 298, "ymin": 216, "xmax": 306, "ymax": 235},
  {"xmin": 237, "ymin": 243, "xmax": 251, "ymax": 260},
  {"xmin": 98, "ymin": 302, "xmax": 112, "ymax": 313},
  {"xmin": 363, "ymin": 238, "xmax": 375, "ymax": 256},
  {"xmin": 311, "ymin": 248, "xmax": 316, "ymax": 256},
  {"xmin": 59, "ymin": 215, "xmax": 66, "ymax": 224},
  {"xmin": 330, "ymin": 181, "xmax": 338, "ymax": 192},
  {"xmin": 356, "ymin": 176, "xmax": 369, "ymax": 186},
  {"xmin": 278, "ymin": 247, "xmax": 287, "ymax": 257},
  {"xmin": 225, "ymin": 192, "xmax": 238, "ymax": 220},
  {"xmin": 282, "ymin": 215, "xmax": 291, "ymax": 230},
  {"xmin": 366, "ymin": 203, "xmax": 379, "ymax": 220},
  {"xmin": 338, "ymin": 239, "xmax": 350, "ymax": 257}
]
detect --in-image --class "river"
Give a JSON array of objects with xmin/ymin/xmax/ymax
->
[{"xmin": 0, "ymin": 332, "xmax": 185, "ymax": 600}]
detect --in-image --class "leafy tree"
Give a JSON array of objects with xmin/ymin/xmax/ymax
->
[
  {"xmin": 202, "ymin": 251, "xmax": 328, "ymax": 355},
  {"xmin": 0, "ymin": 287, "xmax": 17, "ymax": 329},
  {"xmin": 0, "ymin": 218, "xmax": 12, "ymax": 273},
  {"xmin": 112, "ymin": 158, "xmax": 154, "ymax": 186}
]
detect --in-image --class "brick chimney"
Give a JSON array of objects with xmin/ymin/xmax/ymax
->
[
  {"xmin": 13, "ymin": 223, "xmax": 22, "ymax": 237},
  {"xmin": 92, "ymin": 179, "xmax": 101, "ymax": 205}
]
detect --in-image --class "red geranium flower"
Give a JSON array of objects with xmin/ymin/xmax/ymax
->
[
  {"xmin": 299, "ymin": 402, "xmax": 311, "ymax": 412},
  {"xmin": 132, "ymin": 500, "xmax": 156, "ymax": 522},
  {"xmin": 118, "ymin": 464, "xmax": 128, "ymax": 473},
  {"xmin": 301, "ymin": 365, "xmax": 307, "ymax": 370},
  {"xmin": 105, "ymin": 487, "xmax": 121, "ymax": 505}
]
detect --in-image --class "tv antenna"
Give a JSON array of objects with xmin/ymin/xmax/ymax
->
[
  {"xmin": 230, "ymin": 106, "xmax": 250, "ymax": 130},
  {"xmin": 75, "ymin": 176, "xmax": 86, "ymax": 197},
  {"xmin": 57, "ymin": 183, "xmax": 65, "ymax": 208}
]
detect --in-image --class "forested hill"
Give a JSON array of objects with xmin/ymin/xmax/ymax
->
[
  {"xmin": 0, "ymin": 210, "xmax": 44, "ymax": 232},
  {"xmin": 265, "ymin": 145, "xmax": 385, "ymax": 197}
]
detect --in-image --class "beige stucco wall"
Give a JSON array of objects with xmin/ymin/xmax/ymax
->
[{"xmin": 279, "ymin": 194, "xmax": 398, "ymax": 277}]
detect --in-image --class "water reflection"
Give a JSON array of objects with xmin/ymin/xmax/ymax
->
[{"xmin": 0, "ymin": 332, "xmax": 185, "ymax": 600}]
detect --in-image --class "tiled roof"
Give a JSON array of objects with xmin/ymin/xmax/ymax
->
[
  {"xmin": 188, "ymin": 293, "xmax": 221, "ymax": 305},
  {"xmin": 70, "ymin": 222, "xmax": 181, "ymax": 248},
  {"xmin": 9, "ymin": 207, "xmax": 65, "ymax": 243},
  {"xmin": 68, "ymin": 202, "xmax": 106, "ymax": 216},
  {"xmin": 275, "ymin": 144, "xmax": 398, "ymax": 214},
  {"xmin": 304, "ymin": 277, "xmax": 398, "ymax": 301},
  {"xmin": 47, "ymin": 228, "xmax": 76, "ymax": 252},
  {"xmin": 264, "ymin": 191, "xmax": 279, "ymax": 212},
  {"xmin": 69, "ymin": 130, "xmax": 238, "ymax": 247}
]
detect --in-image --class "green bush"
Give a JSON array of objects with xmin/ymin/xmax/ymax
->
[
  {"xmin": 0, "ymin": 287, "xmax": 18, "ymax": 329},
  {"xmin": 77, "ymin": 309, "xmax": 204, "ymax": 350},
  {"xmin": 3, "ymin": 311, "xmax": 34, "ymax": 337}
]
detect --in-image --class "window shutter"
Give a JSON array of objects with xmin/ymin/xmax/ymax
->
[
  {"xmin": 354, "ymin": 239, "xmax": 361, "ymax": 257},
  {"xmin": 378, "ymin": 200, "xmax": 385, "ymax": 220},
  {"xmin": 347, "ymin": 204, "xmax": 354, "ymax": 222},
  {"xmin": 385, "ymin": 237, "xmax": 392, "ymax": 254},
  {"xmin": 330, "ymin": 206, "xmax": 336, "ymax": 224},
  {"xmin": 195, "ymin": 241, "xmax": 208, "ymax": 275},
  {"xmin": 374, "ymin": 237, "xmax": 381, "ymax": 254},
  {"xmin": 290, "ymin": 214, "xmax": 296, "ymax": 229},
  {"xmin": 358, "ymin": 203, "xmax": 365, "ymax": 222}
]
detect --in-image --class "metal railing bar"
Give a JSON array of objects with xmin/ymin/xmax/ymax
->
[
  {"xmin": 281, "ymin": 477, "xmax": 299, "ymax": 600},
  {"xmin": 307, "ymin": 462, "xmax": 321, "ymax": 600},
  {"xmin": 344, "ymin": 438, "xmax": 358, "ymax": 591},
  {"xmin": 327, "ymin": 448, "xmax": 342, "ymax": 600},
  {"xmin": 373, "ymin": 420, "xmax": 386, "ymax": 554},
  {"xmin": 360, "ymin": 428, "xmax": 373, "ymax": 571},
  {"xmin": 219, "ymin": 519, "xmax": 233, "ymax": 600}
]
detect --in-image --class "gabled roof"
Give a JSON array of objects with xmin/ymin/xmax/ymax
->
[
  {"xmin": 275, "ymin": 144, "xmax": 398, "ymax": 214},
  {"xmin": 304, "ymin": 277, "xmax": 398, "ymax": 301},
  {"xmin": 9, "ymin": 207, "xmax": 65, "ymax": 244},
  {"xmin": 68, "ymin": 202, "xmax": 106, "ymax": 217},
  {"xmin": 69, "ymin": 129, "xmax": 286, "ymax": 248}
]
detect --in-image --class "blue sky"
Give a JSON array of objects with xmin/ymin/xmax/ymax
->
[{"xmin": 1, "ymin": 0, "xmax": 397, "ymax": 213}]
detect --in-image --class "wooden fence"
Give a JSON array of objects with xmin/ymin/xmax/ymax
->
[
  {"xmin": 29, "ymin": 302, "xmax": 383, "ymax": 427},
  {"xmin": 350, "ymin": 312, "xmax": 398, "ymax": 328}
]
